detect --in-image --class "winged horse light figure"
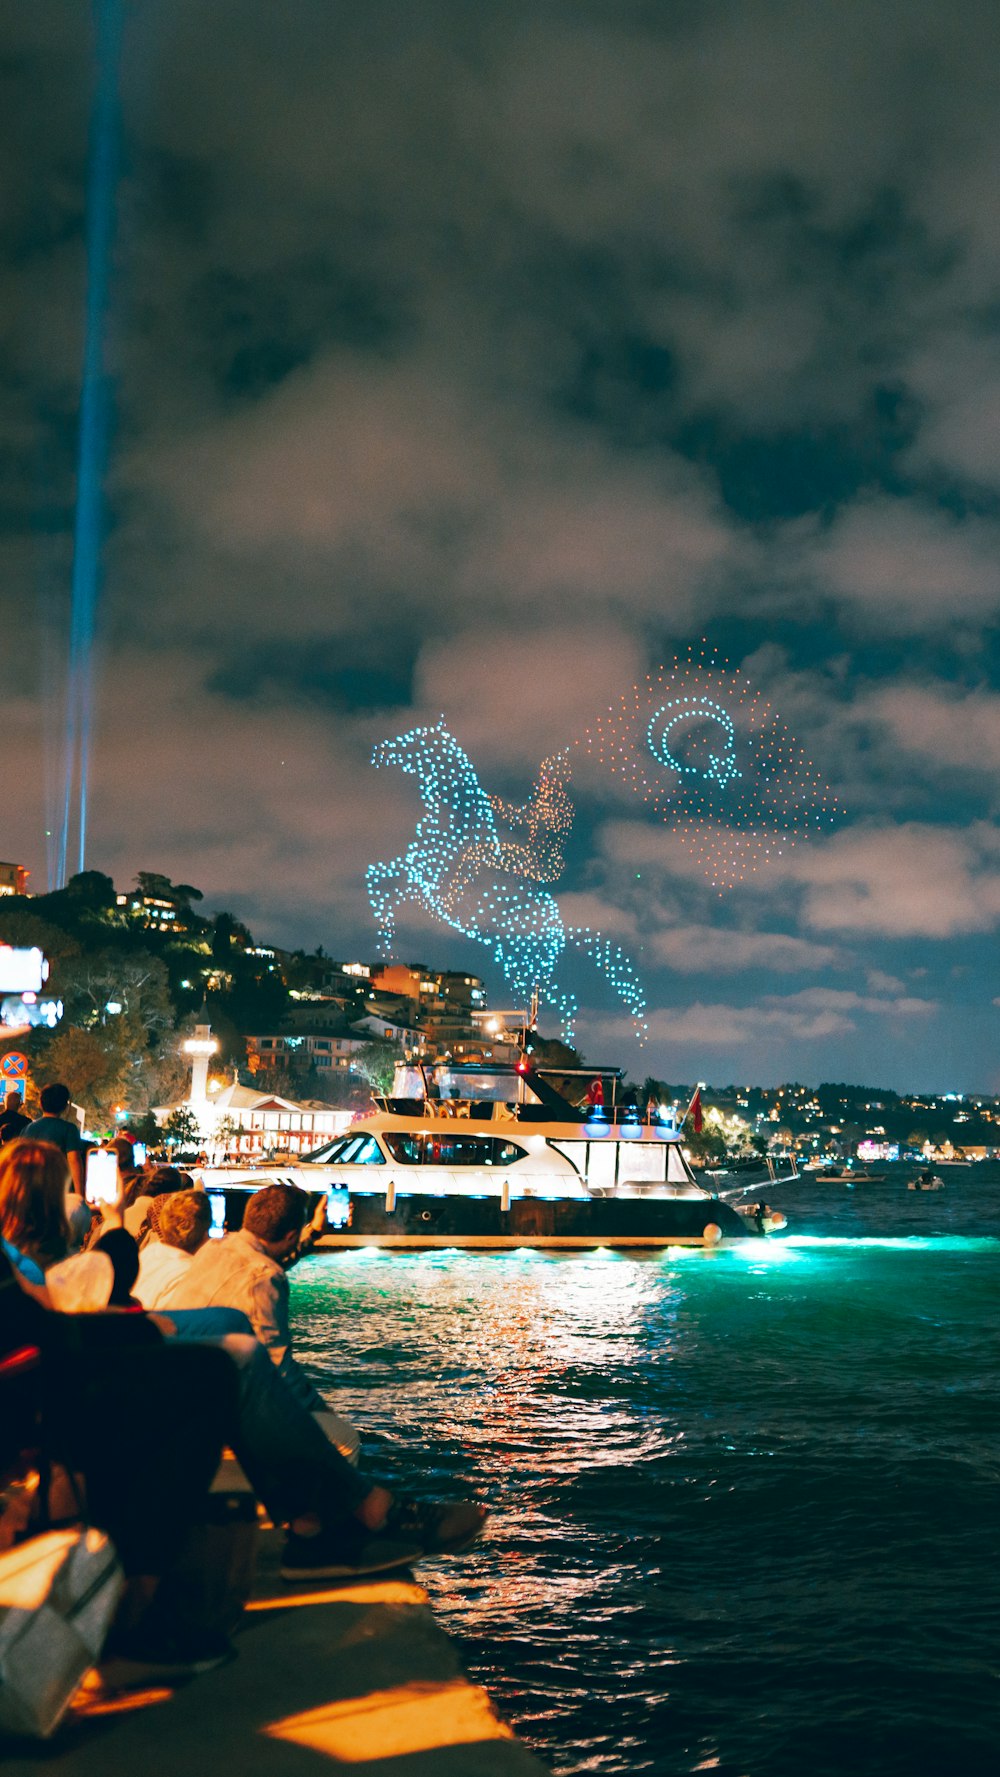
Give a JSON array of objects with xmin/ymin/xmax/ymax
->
[{"xmin": 367, "ymin": 719, "xmax": 647, "ymax": 1041}]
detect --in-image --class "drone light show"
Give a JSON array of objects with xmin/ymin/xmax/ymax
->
[
  {"xmin": 581, "ymin": 647, "xmax": 837, "ymax": 890},
  {"xmin": 367, "ymin": 720, "xmax": 647, "ymax": 1041}
]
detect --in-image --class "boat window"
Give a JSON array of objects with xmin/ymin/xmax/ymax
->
[
  {"xmin": 425, "ymin": 1135, "xmax": 520, "ymax": 1166},
  {"xmin": 383, "ymin": 1133, "xmax": 424, "ymax": 1165},
  {"xmin": 587, "ymin": 1142, "xmax": 617, "ymax": 1192},
  {"xmin": 303, "ymin": 1136, "xmax": 349, "ymax": 1163},
  {"xmin": 617, "ymin": 1144, "xmax": 667, "ymax": 1184},
  {"xmin": 547, "ymin": 1139, "xmax": 586, "ymax": 1174},
  {"xmin": 667, "ymin": 1144, "xmax": 694, "ymax": 1184},
  {"xmin": 493, "ymin": 1140, "xmax": 527, "ymax": 1165},
  {"xmin": 337, "ymin": 1135, "xmax": 384, "ymax": 1165},
  {"xmin": 383, "ymin": 1133, "xmax": 527, "ymax": 1166}
]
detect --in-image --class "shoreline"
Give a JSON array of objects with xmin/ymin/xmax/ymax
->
[{"xmin": 2, "ymin": 1528, "xmax": 550, "ymax": 1776}]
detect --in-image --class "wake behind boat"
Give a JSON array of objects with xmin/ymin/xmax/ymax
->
[{"xmin": 196, "ymin": 1059, "xmax": 788, "ymax": 1249}]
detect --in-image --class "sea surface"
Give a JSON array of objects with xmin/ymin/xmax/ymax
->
[{"xmin": 292, "ymin": 1165, "xmax": 1000, "ymax": 1777}]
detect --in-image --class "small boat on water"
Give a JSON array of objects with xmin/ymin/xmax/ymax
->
[
  {"xmin": 815, "ymin": 1166, "xmax": 887, "ymax": 1185},
  {"xmin": 908, "ymin": 1171, "xmax": 945, "ymax": 1192},
  {"xmin": 197, "ymin": 1060, "xmax": 788, "ymax": 1249}
]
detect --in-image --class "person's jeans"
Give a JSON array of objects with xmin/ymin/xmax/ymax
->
[
  {"xmin": 165, "ymin": 1306, "xmax": 253, "ymax": 1340},
  {"xmin": 212, "ymin": 1335, "xmax": 372, "ymax": 1525}
]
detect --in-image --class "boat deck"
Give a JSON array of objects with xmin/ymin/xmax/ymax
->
[{"xmin": 3, "ymin": 1529, "xmax": 548, "ymax": 1777}]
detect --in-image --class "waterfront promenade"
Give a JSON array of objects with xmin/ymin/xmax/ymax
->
[{"xmin": 4, "ymin": 1530, "xmax": 547, "ymax": 1776}]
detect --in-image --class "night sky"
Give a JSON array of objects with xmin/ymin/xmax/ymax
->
[{"xmin": 5, "ymin": 1, "xmax": 1000, "ymax": 1092}]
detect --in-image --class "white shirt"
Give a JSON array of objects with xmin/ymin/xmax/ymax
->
[{"xmin": 134, "ymin": 1242, "xmax": 195, "ymax": 1309}]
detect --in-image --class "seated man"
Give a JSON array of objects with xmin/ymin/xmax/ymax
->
[{"xmin": 169, "ymin": 1183, "xmax": 327, "ymax": 1414}]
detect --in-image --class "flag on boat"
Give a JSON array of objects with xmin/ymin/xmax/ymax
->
[{"xmin": 684, "ymin": 1087, "xmax": 703, "ymax": 1133}]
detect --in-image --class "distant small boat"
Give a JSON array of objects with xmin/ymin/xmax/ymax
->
[
  {"xmin": 816, "ymin": 1167, "xmax": 886, "ymax": 1185},
  {"xmin": 908, "ymin": 1172, "xmax": 945, "ymax": 1192}
]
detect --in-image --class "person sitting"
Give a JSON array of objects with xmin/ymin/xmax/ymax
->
[
  {"xmin": 134, "ymin": 1190, "xmax": 210, "ymax": 1309},
  {"xmin": 0, "ymin": 1143, "xmax": 487, "ymax": 1583},
  {"xmin": 168, "ymin": 1183, "xmax": 326, "ymax": 1413},
  {"xmin": 0, "ymin": 1138, "xmax": 74, "ymax": 1284}
]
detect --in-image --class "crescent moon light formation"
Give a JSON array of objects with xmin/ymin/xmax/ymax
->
[{"xmin": 581, "ymin": 647, "xmax": 837, "ymax": 891}]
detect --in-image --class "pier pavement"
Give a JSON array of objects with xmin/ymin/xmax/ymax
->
[{"xmin": 3, "ymin": 1529, "xmax": 548, "ymax": 1777}]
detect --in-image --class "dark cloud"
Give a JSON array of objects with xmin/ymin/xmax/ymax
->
[{"xmin": 5, "ymin": 0, "xmax": 1000, "ymax": 1088}]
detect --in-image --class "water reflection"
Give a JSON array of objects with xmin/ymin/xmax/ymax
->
[{"xmin": 291, "ymin": 1205, "xmax": 1000, "ymax": 1777}]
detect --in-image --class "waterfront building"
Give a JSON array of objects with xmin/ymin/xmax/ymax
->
[{"xmin": 0, "ymin": 861, "xmax": 29, "ymax": 896}]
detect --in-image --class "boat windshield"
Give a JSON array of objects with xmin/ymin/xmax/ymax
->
[{"xmin": 303, "ymin": 1134, "xmax": 384, "ymax": 1165}]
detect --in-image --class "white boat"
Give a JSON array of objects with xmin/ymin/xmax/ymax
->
[{"xmin": 196, "ymin": 1061, "xmax": 788, "ymax": 1249}]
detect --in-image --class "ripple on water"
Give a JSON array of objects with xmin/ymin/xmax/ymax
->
[{"xmin": 292, "ymin": 1188, "xmax": 1000, "ymax": 1777}]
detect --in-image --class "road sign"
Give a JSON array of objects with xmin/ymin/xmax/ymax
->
[{"xmin": 0, "ymin": 1052, "xmax": 28, "ymax": 1079}]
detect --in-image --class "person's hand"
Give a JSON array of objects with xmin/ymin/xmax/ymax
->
[
  {"xmin": 310, "ymin": 1194, "xmax": 328, "ymax": 1235},
  {"xmin": 98, "ymin": 1178, "xmax": 127, "ymax": 1233}
]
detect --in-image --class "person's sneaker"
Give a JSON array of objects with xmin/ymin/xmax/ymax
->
[
  {"xmin": 99, "ymin": 1629, "xmax": 235, "ymax": 1681},
  {"xmin": 280, "ymin": 1523, "xmax": 423, "ymax": 1581},
  {"xmin": 382, "ymin": 1497, "xmax": 488, "ymax": 1555}
]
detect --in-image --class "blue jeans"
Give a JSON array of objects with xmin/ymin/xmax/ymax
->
[
  {"xmin": 165, "ymin": 1306, "xmax": 253, "ymax": 1340},
  {"xmin": 166, "ymin": 1321, "xmax": 371, "ymax": 1525}
]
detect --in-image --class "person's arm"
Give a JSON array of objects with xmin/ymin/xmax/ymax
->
[
  {"xmin": 284, "ymin": 1196, "xmax": 328, "ymax": 1269},
  {"xmin": 252, "ymin": 1270, "xmax": 325, "ymax": 1410},
  {"xmin": 67, "ymin": 1149, "xmax": 85, "ymax": 1196}
]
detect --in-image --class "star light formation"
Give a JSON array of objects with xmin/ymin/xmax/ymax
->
[
  {"xmin": 368, "ymin": 721, "xmax": 647, "ymax": 1041},
  {"xmin": 581, "ymin": 646, "xmax": 837, "ymax": 890}
]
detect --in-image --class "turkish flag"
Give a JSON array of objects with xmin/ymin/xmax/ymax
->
[{"xmin": 689, "ymin": 1088, "xmax": 703, "ymax": 1133}]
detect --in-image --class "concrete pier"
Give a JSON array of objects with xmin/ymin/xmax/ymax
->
[{"xmin": 3, "ymin": 1531, "xmax": 548, "ymax": 1776}]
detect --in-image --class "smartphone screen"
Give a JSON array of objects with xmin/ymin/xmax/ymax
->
[
  {"xmin": 326, "ymin": 1184, "xmax": 350, "ymax": 1228},
  {"xmin": 132, "ymin": 1141, "xmax": 147, "ymax": 1166},
  {"xmin": 85, "ymin": 1148, "xmax": 120, "ymax": 1207}
]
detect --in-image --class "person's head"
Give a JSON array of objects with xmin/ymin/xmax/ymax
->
[
  {"xmin": 145, "ymin": 1165, "xmax": 185, "ymax": 1198},
  {"xmin": 93, "ymin": 1227, "xmax": 140, "ymax": 1306},
  {"xmin": 157, "ymin": 1190, "xmax": 211, "ymax": 1255},
  {"xmin": 242, "ymin": 1183, "xmax": 309, "ymax": 1257},
  {"xmin": 39, "ymin": 1083, "xmax": 72, "ymax": 1116},
  {"xmin": 3, "ymin": 1091, "xmax": 23, "ymax": 1113},
  {"xmin": 0, "ymin": 1138, "xmax": 71, "ymax": 1264},
  {"xmin": 109, "ymin": 1135, "xmax": 135, "ymax": 1171}
]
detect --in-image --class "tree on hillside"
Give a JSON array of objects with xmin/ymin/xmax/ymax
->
[
  {"xmin": 38, "ymin": 1026, "xmax": 122, "ymax": 1119},
  {"xmin": 0, "ymin": 904, "xmax": 81, "ymax": 963},
  {"xmin": 38, "ymin": 952, "xmax": 186, "ymax": 1120},
  {"xmin": 135, "ymin": 872, "xmax": 204, "ymax": 906},
  {"xmin": 350, "ymin": 1039, "xmax": 403, "ymax": 1093},
  {"xmin": 62, "ymin": 871, "xmax": 117, "ymax": 910}
]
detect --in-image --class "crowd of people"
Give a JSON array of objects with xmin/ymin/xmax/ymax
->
[{"xmin": 0, "ymin": 1082, "xmax": 488, "ymax": 1671}]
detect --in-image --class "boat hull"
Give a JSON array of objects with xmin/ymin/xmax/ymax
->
[{"xmin": 205, "ymin": 1184, "xmax": 759, "ymax": 1247}]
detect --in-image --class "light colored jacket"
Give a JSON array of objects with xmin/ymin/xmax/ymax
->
[
  {"xmin": 169, "ymin": 1228, "xmax": 323, "ymax": 1410},
  {"xmin": 134, "ymin": 1242, "xmax": 193, "ymax": 1309}
]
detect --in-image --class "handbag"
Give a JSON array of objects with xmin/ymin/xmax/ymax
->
[{"xmin": 0, "ymin": 1527, "xmax": 123, "ymax": 1740}]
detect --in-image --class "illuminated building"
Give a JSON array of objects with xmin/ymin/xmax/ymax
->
[{"xmin": 0, "ymin": 862, "xmax": 29, "ymax": 897}]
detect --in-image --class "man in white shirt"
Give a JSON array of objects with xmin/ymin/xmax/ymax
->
[{"xmin": 168, "ymin": 1182, "xmax": 326, "ymax": 1412}]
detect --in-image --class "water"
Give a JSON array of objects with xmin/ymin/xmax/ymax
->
[{"xmin": 291, "ymin": 1167, "xmax": 1000, "ymax": 1776}]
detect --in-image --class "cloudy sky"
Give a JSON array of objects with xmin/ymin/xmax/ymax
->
[{"xmin": 5, "ymin": 0, "xmax": 1000, "ymax": 1091}]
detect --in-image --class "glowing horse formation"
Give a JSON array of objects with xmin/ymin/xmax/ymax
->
[
  {"xmin": 368, "ymin": 652, "xmax": 835, "ymax": 1036},
  {"xmin": 367, "ymin": 721, "xmax": 646, "ymax": 1040}
]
